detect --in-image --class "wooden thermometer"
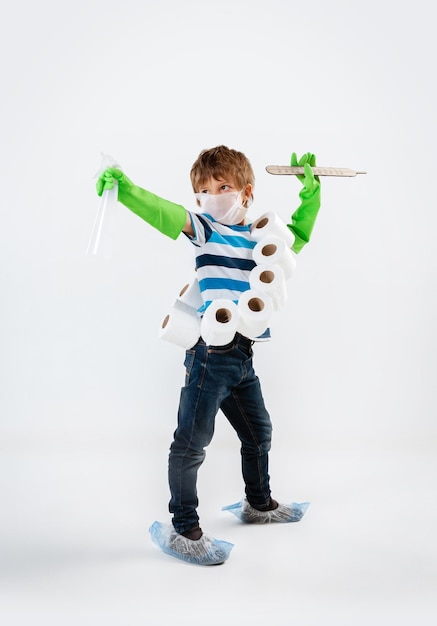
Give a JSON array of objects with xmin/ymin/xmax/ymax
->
[{"xmin": 266, "ymin": 166, "xmax": 366, "ymax": 177}]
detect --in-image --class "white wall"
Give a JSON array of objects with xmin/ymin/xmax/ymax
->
[{"xmin": 1, "ymin": 1, "xmax": 436, "ymax": 624}]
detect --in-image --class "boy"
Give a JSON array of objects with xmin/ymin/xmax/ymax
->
[{"xmin": 96, "ymin": 146, "xmax": 321, "ymax": 565}]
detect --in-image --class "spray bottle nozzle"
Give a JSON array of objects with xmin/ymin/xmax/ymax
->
[{"xmin": 93, "ymin": 152, "xmax": 122, "ymax": 179}]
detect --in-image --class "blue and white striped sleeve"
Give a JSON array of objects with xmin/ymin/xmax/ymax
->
[{"xmin": 184, "ymin": 213, "xmax": 213, "ymax": 246}]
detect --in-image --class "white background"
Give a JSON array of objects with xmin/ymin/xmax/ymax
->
[{"xmin": 1, "ymin": 0, "xmax": 436, "ymax": 624}]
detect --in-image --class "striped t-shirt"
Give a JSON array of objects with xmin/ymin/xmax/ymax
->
[{"xmin": 185, "ymin": 212, "xmax": 256, "ymax": 313}]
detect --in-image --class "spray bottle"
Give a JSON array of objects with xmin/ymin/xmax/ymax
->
[{"xmin": 87, "ymin": 153, "xmax": 122, "ymax": 258}]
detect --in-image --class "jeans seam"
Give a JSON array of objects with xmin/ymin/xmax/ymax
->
[
  {"xmin": 196, "ymin": 346, "xmax": 208, "ymax": 390},
  {"xmin": 231, "ymin": 389, "xmax": 265, "ymax": 457},
  {"xmin": 230, "ymin": 388, "xmax": 271, "ymax": 503}
]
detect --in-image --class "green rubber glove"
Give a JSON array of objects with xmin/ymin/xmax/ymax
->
[
  {"xmin": 287, "ymin": 153, "xmax": 321, "ymax": 253},
  {"xmin": 96, "ymin": 168, "xmax": 187, "ymax": 240},
  {"xmin": 290, "ymin": 152, "xmax": 319, "ymax": 184}
]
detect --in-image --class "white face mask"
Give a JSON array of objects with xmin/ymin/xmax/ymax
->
[{"xmin": 195, "ymin": 191, "xmax": 248, "ymax": 225}]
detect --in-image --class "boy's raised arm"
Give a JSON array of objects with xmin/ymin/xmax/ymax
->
[{"xmin": 96, "ymin": 168, "xmax": 189, "ymax": 240}]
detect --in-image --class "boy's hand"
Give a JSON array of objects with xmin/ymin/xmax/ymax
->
[
  {"xmin": 290, "ymin": 152, "xmax": 320, "ymax": 192},
  {"xmin": 96, "ymin": 168, "xmax": 134, "ymax": 196}
]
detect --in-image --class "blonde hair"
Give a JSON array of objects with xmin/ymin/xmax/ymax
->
[{"xmin": 190, "ymin": 145, "xmax": 255, "ymax": 205}]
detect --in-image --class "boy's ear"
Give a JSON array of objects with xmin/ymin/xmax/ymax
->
[{"xmin": 243, "ymin": 183, "xmax": 253, "ymax": 206}]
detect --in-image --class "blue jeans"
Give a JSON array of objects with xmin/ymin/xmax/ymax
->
[{"xmin": 168, "ymin": 333, "xmax": 273, "ymax": 535}]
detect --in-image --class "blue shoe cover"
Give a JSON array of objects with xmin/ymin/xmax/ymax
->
[
  {"xmin": 149, "ymin": 521, "xmax": 234, "ymax": 565},
  {"xmin": 222, "ymin": 498, "xmax": 310, "ymax": 523}
]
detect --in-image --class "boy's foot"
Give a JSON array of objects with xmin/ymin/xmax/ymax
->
[
  {"xmin": 222, "ymin": 498, "xmax": 310, "ymax": 523},
  {"xmin": 149, "ymin": 521, "xmax": 234, "ymax": 565}
]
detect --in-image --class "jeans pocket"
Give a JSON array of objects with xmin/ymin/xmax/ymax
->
[{"xmin": 207, "ymin": 339, "xmax": 235, "ymax": 354}]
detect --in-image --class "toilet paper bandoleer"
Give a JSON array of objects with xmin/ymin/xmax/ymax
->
[{"xmin": 96, "ymin": 146, "xmax": 321, "ymax": 566}]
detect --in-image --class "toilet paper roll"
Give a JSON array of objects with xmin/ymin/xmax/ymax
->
[
  {"xmin": 176, "ymin": 277, "xmax": 204, "ymax": 311},
  {"xmin": 250, "ymin": 212, "xmax": 295, "ymax": 248},
  {"xmin": 159, "ymin": 306, "xmax": 201, "ymax": 349},
  {"xmin": 252, "ymin": 236, "xmax": 297, "ymax": 279},
  {"xmin": 200, "ymin": 299, "xmax": 240, "ymax": 346},
  {"xmin": 237, "ymin": 290, "xmax": 273, "ymax": 339},
  {"xmin": 249, "ymin": 263, "xmax": 287, "ymax": 311}
]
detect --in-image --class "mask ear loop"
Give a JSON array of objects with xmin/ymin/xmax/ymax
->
[{"xmin": 194, "ymin": 192, "xmax": 204, "ymax": 208}]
